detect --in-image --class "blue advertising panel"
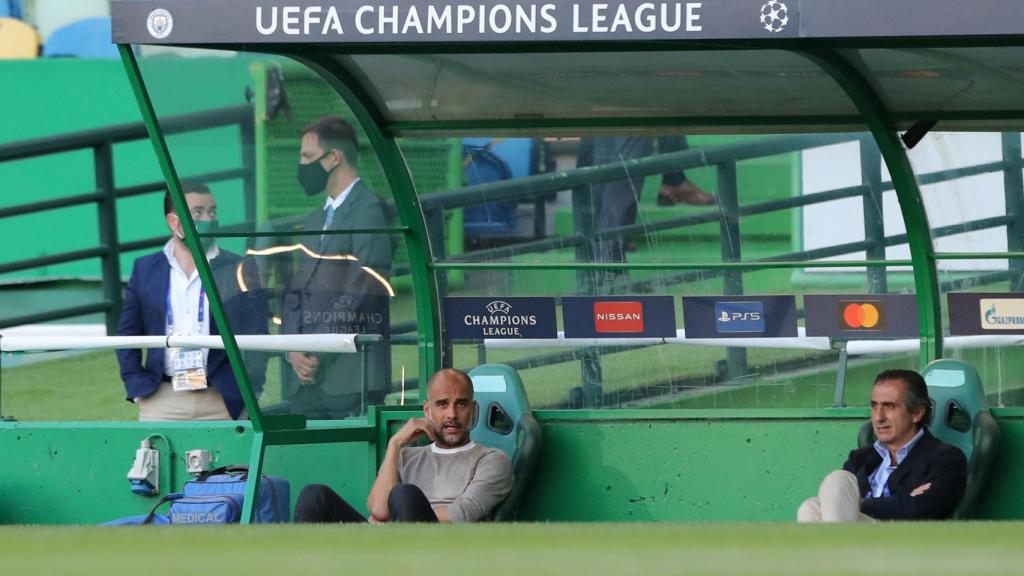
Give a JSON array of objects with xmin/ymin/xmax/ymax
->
[
  {"xmin": 949, "ymin": 292, "xmax": 1024, "ymax": 335},
  {"xmin": 444, "ymin": 297, "xmax": 557, "ymax": 339},
  {"xmin": 804, "ymin": 294, "xmax": 919, "ymax": 339},
  {"xmin": 562, "ymin": 296, "xmax": 676, "ymax": 338},
  {"xmin": 682, "ymin": 295, "xmax": 797, "ymax": 338}
]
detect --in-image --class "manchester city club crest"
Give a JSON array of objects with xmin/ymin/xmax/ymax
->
[{"xmin": 146, "ymin": 8, "xmax": 173, "ymax": 39}]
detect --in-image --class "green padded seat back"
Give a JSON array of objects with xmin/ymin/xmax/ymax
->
[
  {"xmin": 468, "ymin": 364, "xmax": 541, "ymax": 521},
  {"xmin": 920, "ymin": 359, "xmax": 987, "ymax": 458}
]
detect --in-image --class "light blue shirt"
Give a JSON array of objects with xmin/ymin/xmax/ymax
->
[{"xmin": 868, "ymin": 427, "xmax": 925, "ymax": 498}]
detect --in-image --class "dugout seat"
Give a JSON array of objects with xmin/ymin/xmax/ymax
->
[
  {"xmin": 857, "ymin": 359, "xmax": 1000, "ymax": 518},
  {"xmin": 468, "ymin": 364, "xmax": 541, "ymax": 521}
]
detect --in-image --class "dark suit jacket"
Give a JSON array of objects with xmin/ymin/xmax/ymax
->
[
  {"xmin": 281, "ymin": 181, "xmax": 393, "ymax": 403},
  {"xmin": 843, "ymin": 428, "xmax": 967, "ymax": 520},
  {"xmin": 116, "ymin": 248, "xmax": 269, "ymax": 419}
]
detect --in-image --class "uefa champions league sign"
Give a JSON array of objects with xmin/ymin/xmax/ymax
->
[
  {"xmin": 112, "ymin": 0, "xmax": 1022, "ymax": 45},
  {"xmin": 114, "ymin": 0, "xmax": 797, "ymax": 43}
]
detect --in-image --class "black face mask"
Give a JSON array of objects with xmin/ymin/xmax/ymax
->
[
  {"xmin": 297, "ymin": 151, "xmax": 334, "ymax": 197},
  {"xmin": 194, "ymin": 220, "xmax": 219, "ymax": 252}
]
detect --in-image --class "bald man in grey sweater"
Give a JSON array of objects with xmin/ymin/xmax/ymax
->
[{"xmin": 295, "ymin": 368, "xmax": 512, "ymax": 523}]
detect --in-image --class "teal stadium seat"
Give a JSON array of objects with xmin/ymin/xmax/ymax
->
[
  {"xmin": 468, "ymin": 364, "xmax": 541, "ymax": 521},
  {"xmin": 857, "ymin": 359, "xmax": 1000, "ymax": 518}
]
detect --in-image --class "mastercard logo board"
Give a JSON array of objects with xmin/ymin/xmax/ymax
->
[{"xmin": 837, "ymin": 301, "xmax": 885, "ymax": 330}]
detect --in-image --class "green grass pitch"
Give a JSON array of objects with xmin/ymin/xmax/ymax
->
[{"xmin": 2, "ymin": 523, "xmax": 1023, "ymax": 575}]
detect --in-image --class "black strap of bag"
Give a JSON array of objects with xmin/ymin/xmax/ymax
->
[
  {"xmin": 142, "ymin": 492, "xmax": 183, "ymax": 525},
  {"xmin": 197, "ymin": 465, "xmax": 249, "ymax": 481}
]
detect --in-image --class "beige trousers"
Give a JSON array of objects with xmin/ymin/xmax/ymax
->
[
  {"xmin": 138, "ymin": 381, "xmax": 233, "ymax": 421},
  {"xmin": 797, "ymin": 470, "xmax": 877, "ymax": 523}
]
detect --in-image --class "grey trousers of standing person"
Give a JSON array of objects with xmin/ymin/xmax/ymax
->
[{"xmin": 797, "ymin": 470, "xmax": 877, "ymax": 523}]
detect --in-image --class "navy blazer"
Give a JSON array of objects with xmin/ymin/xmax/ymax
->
[
  {"xmin": 843, "ymin": 427, "xmax": 967, "ymax": 520},
  {"xmin": 116, "ymin": 248, "xmax": 268, "ymax": 419}
]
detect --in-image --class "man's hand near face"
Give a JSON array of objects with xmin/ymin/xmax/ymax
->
[
  {"xmin": 367, "ymin": 418, "xmax": 436, "ymax": 522},
  {"xmin": 389, "ymin": 418, "xmax": 436, "ymax": 448}
]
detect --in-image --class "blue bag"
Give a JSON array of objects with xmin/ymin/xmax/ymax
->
[{"xmin": 102, "ymin": 465, "xmax": 290, "ymax": 525}]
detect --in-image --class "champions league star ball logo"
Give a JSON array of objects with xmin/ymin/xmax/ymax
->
[
  {"xmin": 147, "ymin": 8, "xmax": 173, "ymax": 39},
  {"xmin": 759, "ymin": 1, "xmax": 789, "ymax": 33}
]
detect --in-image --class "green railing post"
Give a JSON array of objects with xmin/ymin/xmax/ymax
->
[
  {"xmin": 425, "ymin": 208, "xmax": 452, "ymax": 367},
  {"xmin": 240, "ymin": 116, "xmax": 257, "ymax": 228},
  {"xmin": 860, "ymin": 138, "xmax": 888, "ymax": 294},
  {"xmin": 572, "ymin": 174, "xmax": 602, "ymax": 408},
  {"xmin": 717, "ymin": 160, "xmax": 747, "ymax": 381},
  {"xmin": 1003, "ymin": 132, "xmax": 1024, "ymax": 291},
  {"xmin": 95, "ymin": 143, "xmax": 122, "ymax": 335}
]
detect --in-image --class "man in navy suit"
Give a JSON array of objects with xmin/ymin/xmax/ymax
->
[
  {"xmin": 797, "ymin": 369, "xmax": 967, "ymax": 521},
  {"xmin": 282, "ymin": 116, "xmax": 393, "ymax": 419},
  {"xmin": 116, "ymin": 184, "xmax": 267, "ymax": 421}
]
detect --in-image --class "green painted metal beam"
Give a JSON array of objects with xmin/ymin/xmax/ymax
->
[
  {"xmin": 118, "ymin": 46, "xmax": 266, "ymax": 431},
  {"xmin": 936, "ymin": 252, "xmax": 1024, "ymax": 260},
  {"xmin": 800, "ymin": 49, "xmax": 942, "ymax": 365},
  {"xmin": 386, "ymin": 110, "xmax": 1024, "ymax": 136},
  {"xmin": 431, "ymin": 260, "xmax": 912, "ymax": 271},
  {"xmin": 296, "ymin": 54, "xmax": 443, "ymax": 397}
]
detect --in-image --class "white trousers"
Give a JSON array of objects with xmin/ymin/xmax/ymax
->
[{"xmin": 797, "ymin": 470, "xmax": 876, "ymax": 523}]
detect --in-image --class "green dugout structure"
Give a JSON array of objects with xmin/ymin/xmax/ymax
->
[{"xmin": 3, "ymin": 0, "xmax": 1024, "ymax": 523}]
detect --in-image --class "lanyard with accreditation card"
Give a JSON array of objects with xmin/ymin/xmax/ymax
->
[{"xmin": 167, "ymin": 285, "xmax": 209, "ymax": 392}]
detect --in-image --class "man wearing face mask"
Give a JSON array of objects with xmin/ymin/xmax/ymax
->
[
  {"xmin": 282, "ymin": 116, "xmax": 393, "ymax": 419},
  {"xmin": 293, "ymin": 368, "xmax": 512, "ymax": 523},
  {"xmin": 116, "ymin": 183, "xmax": 268, "ymax": 421}
]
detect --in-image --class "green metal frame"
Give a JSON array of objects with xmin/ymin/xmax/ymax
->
[
  {"xmin": 114, "ymin": 30, "xmax": 1024, "ymax": 520},
  {"xmin": 800, "ymin": 49, "xmax": 942, "ymax": 365},
  {"xmin": 119, "ymin": 46, "xmax": 266, "ymax": 433}
]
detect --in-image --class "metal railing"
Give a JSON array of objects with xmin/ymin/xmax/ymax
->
[
  {"xmin": 403, "ymin": 131, "xmax": 1024, "ymax": 405},
  {"xmin": 0, "ymin": 105, "xmax": 255, "ymax": 333}
]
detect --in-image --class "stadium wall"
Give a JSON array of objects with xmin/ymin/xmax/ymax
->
[{"xmin": 2, "ymin": 409, "xmax": 1022, "ymax": 524}]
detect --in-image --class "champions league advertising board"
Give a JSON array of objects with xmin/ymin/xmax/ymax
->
[{"xmin": 113, "ymin": 0, "xmax": 1024, "ymax": 45}]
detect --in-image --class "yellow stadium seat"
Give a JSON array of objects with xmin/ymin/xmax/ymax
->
[{"xmin": 0, "ymin": 17, "xmax": 40, "ymax": 59}]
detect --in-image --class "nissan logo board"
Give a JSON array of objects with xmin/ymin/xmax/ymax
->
[
  {"xmin": 444, "ymin": 297, "xmax": 557, "ymax": 339},
  {"xmin": 681, "ymin": 295, "xmax": 798, "ymax": 338},
  {"xmin": 803, "ymin": 294, "xmax": 919, "ymax": 339},
  {"xmin": 562, "ymin": 296, "xmax": 676, "ymax": 338}
]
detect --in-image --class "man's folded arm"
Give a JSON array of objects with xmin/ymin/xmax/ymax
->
[{"xmin": 860, "ymin": 448, "xmax": 967, "ymax": 520}]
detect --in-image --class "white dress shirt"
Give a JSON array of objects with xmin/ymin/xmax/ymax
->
[{"xmin": 161, "ymin": 239, "xmax": 220, "ymax": 376}]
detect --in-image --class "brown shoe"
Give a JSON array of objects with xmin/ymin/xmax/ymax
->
[{"xmin": 657, "ymin": 182, "xmax": 716, "ymax": 206}]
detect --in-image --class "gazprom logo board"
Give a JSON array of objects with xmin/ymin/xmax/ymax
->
[
  {"xmin": 949, "ymin": 292, "xmax": 1024, "ymax": 335},
  {"xmin": 562, "ymin": 296, "xmax": 676, "ymax": 338},
  {"xmin": 444, "ymin": 297, "xmax": 557, "ymax": 339},
  {"xmin": 682, "ymin": 295, "xmax": 797, "ymax": 338},
  {"xmin": 804, "ymin": 294, "xmax": 919, "ymax": 339}
]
